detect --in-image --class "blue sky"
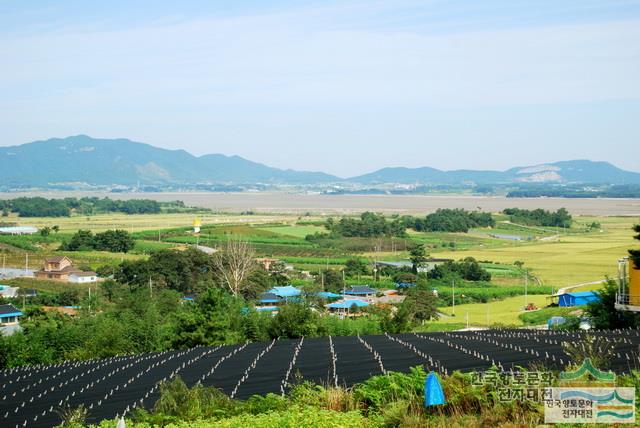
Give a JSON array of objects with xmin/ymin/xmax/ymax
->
[{"xmin": 1, "ymin": 1, "xmax": 639, "ymax": 176}]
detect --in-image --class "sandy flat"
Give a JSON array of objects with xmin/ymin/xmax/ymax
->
[{"xmin": 1, "ymin": 191, "xmax": 639, "ymax": 215}]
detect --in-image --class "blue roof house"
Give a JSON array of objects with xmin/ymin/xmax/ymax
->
[
  {"xmin": 268, "ymin": 286, "xmax": 302, "ymax": 299},
  {"xmin": 0, "ymin": 304, "xmax": 23, "ymax": 336},
  {"xmin": 395, "ymin": 282, "xmax": 416, "ymax": 290},
  {"xmin": 327, "ymin": 299, "xmax": 370, "ymax": 309},
  {"xmin": 343, "ymin": 285, "xmax": 377, "ymax": 297},
  {"xmin": 558, "ymin": 291, "xmax": 600, "ymax": 307},
  {"xmin": 315, "ymin": 291, "xmax": 342, "ymax": 299},
  {"xmin": 0, "ymin": 304, "xmax": 22, "ymax": 324},
  {"xmin": 258, "ymin": 292, "xmax": 282, "ymax": 304}
]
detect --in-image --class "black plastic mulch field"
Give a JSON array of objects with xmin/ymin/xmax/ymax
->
[{"xmin": 4, "ymin": 328, "xmax": 640, "ymax": 428}]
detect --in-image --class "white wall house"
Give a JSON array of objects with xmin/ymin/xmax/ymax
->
[{"xmin": 68, "ymin": 272, "xmax": 98, "ymax": 283}]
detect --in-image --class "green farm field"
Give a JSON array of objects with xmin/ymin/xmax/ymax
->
[
  {"xmin": 1, "ymin": 212, "xmax": 311, "ymax": 233},
  {"xmin": 437, "ymin": 295, "xmax": 550, "ymax": 327}
]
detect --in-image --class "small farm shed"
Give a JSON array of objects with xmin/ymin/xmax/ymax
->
[{"xmin": 558, "ymin": 291, "xmax": 600, "ymax": 307}]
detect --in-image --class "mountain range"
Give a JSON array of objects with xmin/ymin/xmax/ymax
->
[{"xmin": 1, "ymin": 135, "xmax": 639, "ymax": 187}]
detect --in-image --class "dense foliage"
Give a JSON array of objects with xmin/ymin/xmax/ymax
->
[
  {"xmin": 324, "ymin": 212, "xmax": 406, "ymax": 237},
  {"xmin": 427, "ymin": 257, "xmax": 492, "ymax": 281},
  {"xmin": 502, "ymin": 207, "xmax": 572, "ymax": 228},
  {"xmin": 61, "ymin": 229, "xmax": 136, "ymax": 253},
  {"xmin": 404, "ymin": 209, "xmax": 495, "ymax": 233},
  {"xmin": 0, "ymin": 197, "xmax": 166, "ymax": 217}
]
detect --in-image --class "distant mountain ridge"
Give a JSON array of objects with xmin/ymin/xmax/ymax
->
[
  {"xmin": 1, "ymin": 136, "xmax": 639, "ymax": 187},
  {"xmin": 0, "ymin": 135, "xmax": 338, "ymax": 186},
  {"xmin": 349, "ymin": 160, "xmax": 640, "ymax": 185}
]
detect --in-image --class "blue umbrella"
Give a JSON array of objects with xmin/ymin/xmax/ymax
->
[{"xmin": 424, "ymin": 372, "xmax": 446, "ymax": 407}]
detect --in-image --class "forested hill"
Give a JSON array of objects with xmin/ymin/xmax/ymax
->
[
  {"xmin": 0, "ymin": 135, "xmax": 338, "ymax": 186},
  {"xmin": 1, "ymin": 135, "xmax": 639, "ymax": 187}
]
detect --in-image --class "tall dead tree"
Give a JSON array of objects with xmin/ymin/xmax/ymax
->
[{"xmin": 213, "ymin": 239, "xmax": 256, "ymax": 297}]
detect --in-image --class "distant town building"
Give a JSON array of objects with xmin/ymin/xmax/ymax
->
[{"xmin": 0, "ymin": 226, "xmax": 38, "ymax": 235}]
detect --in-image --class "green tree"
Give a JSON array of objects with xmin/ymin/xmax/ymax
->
[
  {"xmin": 315, "ymin": 269, "xmax": 344, "ymax": 293},
  {"xmin": 62, "ymin": 229, "xmax": 95, "ymax": 251},
  {"xmin": 94, "ymin": 229, "xmax": 135, "ymax": 253},
  {"xmin": 344, "ymin": 258, "xmax": 369, "ymax": 278},
  {"xmin": 409, "ymin": 244, "xmax": 427, "ymax": 274},
  {"xmin": 268, "ymin": 303, "xmax": 318, "ymax": 338},
  {"xmin": 404, "ymin": 287, "xmax": 438, "ymax": 323},
  {"xmin": 39, "ymin": 226, "xmax": 51, "ymax": 237},
  {"xmin": 586, "ymin": 279, "xmax": 639, "ymax": 329}
]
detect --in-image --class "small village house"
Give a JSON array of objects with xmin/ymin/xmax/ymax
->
[
  {"xmin": 0, "ymin": 304, "xmax": 23, "ymax": 336},
  {"xmin": 35, "ymin": 256, "xmax": 98, "ymax": 283}
]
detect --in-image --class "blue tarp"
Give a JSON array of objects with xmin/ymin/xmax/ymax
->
[
  {"xmin": 395, "ymin": 282, "xmax": 416, "ymax": 289},
  {"xmin": 268, "ymin": 286, "xmax": 302, "ymax": 298},
  {"xmin": 256, "ymin": 306, "xmax": 279, "ymax": 312},
  {"xmin": 326, "ymin": 299, "xmax": 370, "ymax": 309},
  {"xmin": 424, "ymin": 372, "xmax": 446, "ymax": 406},
  {"xmin": 558, "ymin": 291, "xmax": 600, "ymax": 307}
]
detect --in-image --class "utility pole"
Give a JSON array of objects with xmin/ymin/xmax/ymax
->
[
  {"xmin": 342, "ymin": 270, "xmax": 346, "ymax": 296},
  {"xmin": 25, "ymin": 253, "xmax": 28, "ymax": 275},
  {"xmin": 466, "ymin": 311, "xmax": 469, "ymax": 329},
  {"xmin": 524, "ymin": 270, "xmax": 528, "ymax": 309},
  {"xmin": 149, "ymin": 277, "xmax": 153, "ymax": 298},
  {"xmin": 452, "ymin": 280, "xmax": 455, "ymax": 316},
  {"xmin": 88, "ymin": 287, "xmax": 91, "ymax": 313},
  {"xmin": 486, "ymin": 303, "xmax": 490, "ymax": 325}
]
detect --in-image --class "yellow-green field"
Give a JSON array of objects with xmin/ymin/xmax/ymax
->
[
  {"xmin": 2, "ymin": 212, "xmax": 307, "ymax": 233},
  {"xmin": 431, "ymin": 216, "xmax": 637, "ymax": 287},
  {"xmin": 437, "ymin": 295, "xmax": 550, "ymax": 326},
  {"xmin": 257, "ymin": 224, "xmax": 326, "ymax": 238}
]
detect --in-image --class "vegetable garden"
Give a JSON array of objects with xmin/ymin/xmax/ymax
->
[{"xmin": 3, "ymin": 329, "xmax": 640, "ymax": 427}]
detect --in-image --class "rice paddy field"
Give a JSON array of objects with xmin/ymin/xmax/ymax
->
[{"xmin": 431, "ymin": 216, "xmax": 637, "ymax": 287}]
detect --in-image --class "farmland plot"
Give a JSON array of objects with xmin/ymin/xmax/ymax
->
[{"xmin": 3, "ymin": 329, "xmax": 640, "ymax": 427}]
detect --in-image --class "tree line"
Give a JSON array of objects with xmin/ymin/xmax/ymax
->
[
  {"xmin": 0, "ymin": 197, "xmax": 165, "ymax": 217},
  {"xmin": 403, "ymin": 209, "xmax": 495, "ymax": 233},
  {"xmin": 502, "ymin": 207, "xmax": 572, "ymax": 228},
  {"xmin": 317, "ymin": 209, "xmax": 495, "ymax": 238},
  {"xmin": 61, "ymin": 229, "xmax": 136, "ymax": 253}
]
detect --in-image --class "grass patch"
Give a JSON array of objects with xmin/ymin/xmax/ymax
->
[
  {"xmin": 437, "ymin": 295, "xmax": 550, "ymax": 326},
  {"xmin": 518, "ymin": 306, "xmax": 580, "ymax": 325}
]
